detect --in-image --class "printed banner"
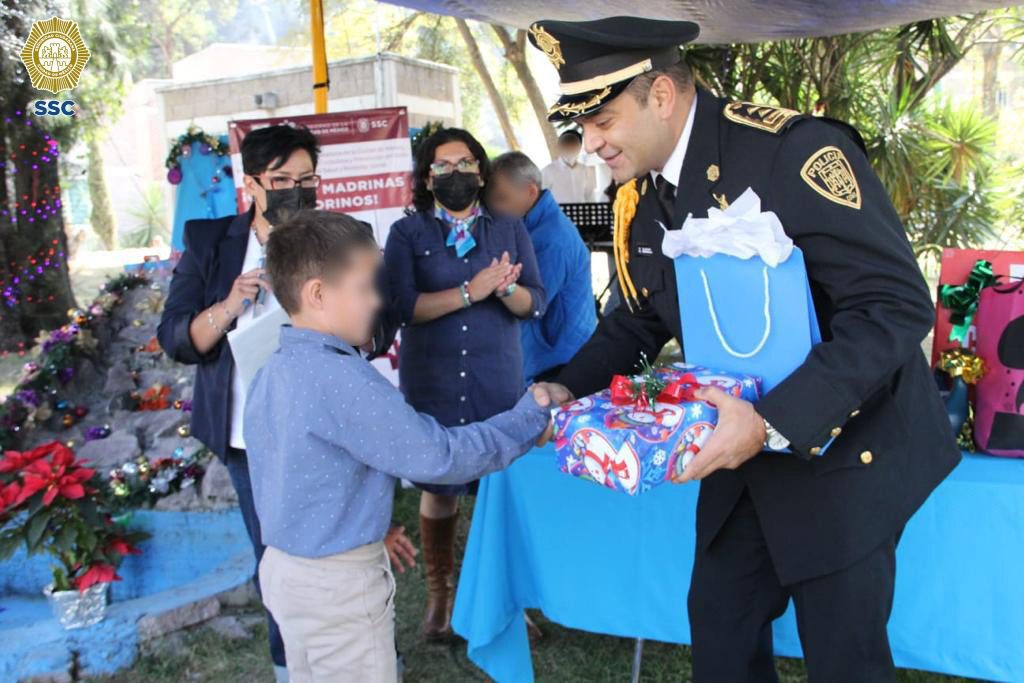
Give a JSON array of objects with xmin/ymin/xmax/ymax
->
[{"xmin": 227, "ymin": 107, "xmax": 412, "ymax": 246}]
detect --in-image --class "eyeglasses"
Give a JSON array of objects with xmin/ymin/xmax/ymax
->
[
  {"xmin": 430, "ymin": 158, "xmax": 480, "ymax": 176},
  {"xmin": 263, "ymin": 174, "xmax": 321, "ymax": 190}
]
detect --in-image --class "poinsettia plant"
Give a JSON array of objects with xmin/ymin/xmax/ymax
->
[{"xmin": 0, "ymin": 441, "xmax": 149, "ymax": 592}]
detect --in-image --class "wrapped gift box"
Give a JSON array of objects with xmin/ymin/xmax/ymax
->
[{"xmin": 552, "ymin": 363, "xmax": 762, "ymax": 495}]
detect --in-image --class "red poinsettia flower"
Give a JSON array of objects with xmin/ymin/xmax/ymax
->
[
  {"xmin": 105, "ymin": 537, "xmax": 142, "ymax": 556},
  {"xmin": 0, "ymin": 481, "xmax": 21, "ymax": 511},
  {"xmin": 0, "ymin": 442, "xmax": 57, "ymax": 473},
  {"xmin": 14, "ymin": 442, "xmax": 95, "ymax": 506},
  {"xmin": 72, "ymin": 563, "xmax": 121, "ymax": 592}
]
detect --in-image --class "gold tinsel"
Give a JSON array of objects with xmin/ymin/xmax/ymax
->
[{"xmin": 939, "ymin": 349, "xmax": 986, "ymax": 385}]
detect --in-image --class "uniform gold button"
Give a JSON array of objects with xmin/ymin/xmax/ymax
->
[
  {"xmin": 809, "ymin": 447, "xmax": 821, "ymax": 456},
  {"xmin": 860, "ymin": 450, "xmax": 873, "ymax": 464},
  {"xmin": 642, "ymin": 287, "xmax": 650, "ymax": 298},
  {"xmin": 849, "ymin": 409, "xmax": 860, "ymax": 418},
  {"xmin": 830, "ymin": 427, "xmax": 842, "ymax": 437}
]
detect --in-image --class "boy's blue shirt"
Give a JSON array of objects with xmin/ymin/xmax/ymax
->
[{"xmin": 244, "ymin": 324, "xmax": 548, "ymax": 558}]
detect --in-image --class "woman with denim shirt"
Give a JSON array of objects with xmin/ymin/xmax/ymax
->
[{"xmin": 384, "ymin": 128, "xmax": 546, "ymax": 639}]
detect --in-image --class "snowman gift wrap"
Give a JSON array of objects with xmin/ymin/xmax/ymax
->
[{"xmin": 551, "ymin": 363, "xmax": 762, "ymax": 496}]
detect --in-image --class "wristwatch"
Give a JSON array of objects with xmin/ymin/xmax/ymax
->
[{"xmin": 762, "ymin": 417, "xmax": 790, "ymax": 451}]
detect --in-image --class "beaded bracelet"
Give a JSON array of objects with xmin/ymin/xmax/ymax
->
[{"xmin": 207, "ymin": 309, "xmax": 225, "ymax": 335}]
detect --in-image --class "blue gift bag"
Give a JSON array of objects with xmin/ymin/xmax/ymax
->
[{"xmin": 674, "ymin": 248, "xmax": 821, "ymax": 392}]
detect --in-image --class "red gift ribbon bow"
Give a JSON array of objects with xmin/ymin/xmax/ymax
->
[{"xmin": 609, "ymin": 372, "xmax": 701, "ymax": 412}]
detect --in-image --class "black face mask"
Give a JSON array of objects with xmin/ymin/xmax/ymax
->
[
  {"xmin": 431, "ymin": 171, "xmax": 480, "ymax": 212},
  {"xmin": 262, "ymin": 186, "xmax": 318, "ymax": 226}
]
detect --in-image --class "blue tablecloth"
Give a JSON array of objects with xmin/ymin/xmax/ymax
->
[{"xmin": 452, "ymin": 448, "xmax": 1024, "ymax": 682}]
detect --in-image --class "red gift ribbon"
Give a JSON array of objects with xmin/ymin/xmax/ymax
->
[
  {"xmin": 656, "ymin": 372, "xmax": 701, "ymax": 404},
  {"xmin": 609, "ymin": 372, "xmax": 702, "ymax": 412},
  {"xmin": 609, "ymin": 375, "xmax": 637, "ymax": 406}
]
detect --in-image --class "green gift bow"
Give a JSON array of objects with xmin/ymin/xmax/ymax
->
[{"xmin": 939, "ymin": 259, "xmax": 996, "ymax": 344}]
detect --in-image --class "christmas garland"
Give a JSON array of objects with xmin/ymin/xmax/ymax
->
[
  {"xmin": 0, "ymin": 273, "xmax": 149, "ymax": 450},
  {"xmin": 105, "ymin": 447, "xmax": 210, "ymax": 513},
  {"xmin": 164, "ymin": 124, "xmax": 231, "ymax": 186}
]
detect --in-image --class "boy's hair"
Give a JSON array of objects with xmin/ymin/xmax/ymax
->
[
  {"xmin": 241, "ymin": 124, "xmax": 321, "ymax": 176},
  {"xmin": 265, "ymin": 210, "xmax": 378, "ymax": 314}
]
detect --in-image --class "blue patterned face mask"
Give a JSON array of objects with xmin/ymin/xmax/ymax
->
[{"xmin": 437, "ymin": 202, "xmax": 481, "ymax": 257}]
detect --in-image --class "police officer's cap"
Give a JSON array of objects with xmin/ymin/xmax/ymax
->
[{"xmin": 528, "ymin": 16, "xmax": 700, "ymax": 123}]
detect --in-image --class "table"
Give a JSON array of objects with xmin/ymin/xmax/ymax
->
[{"xmin": 451, "ymin": 447, "xmax": 1024, "ymax": 682}]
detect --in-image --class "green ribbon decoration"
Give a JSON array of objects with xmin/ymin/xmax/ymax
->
[{"xmin": 939, "ymin": 259, "xmax": 996, "ymax": 344}]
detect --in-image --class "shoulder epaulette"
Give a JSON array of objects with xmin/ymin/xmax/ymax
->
[{"xmin": 723, "ymin": 101, "xmax": 804, "ymax": 134}]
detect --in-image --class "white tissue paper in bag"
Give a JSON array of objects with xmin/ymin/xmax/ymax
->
[{"xmin": 661, "ymin": 187, "xmax": 794, "ymax": 267}]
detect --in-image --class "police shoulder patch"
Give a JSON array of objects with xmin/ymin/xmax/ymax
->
[
  {"xmin": 800, "ymin": 145, "xmax": 861, "ymax": 210},
  {"xmin": 723, "ymin": 101, "xmax": 802, "ymax": 134}
]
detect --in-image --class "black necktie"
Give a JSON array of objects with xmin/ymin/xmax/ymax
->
[{"xmin": 655, "ymin": 174, "xmax": 676, "ymax": 226}]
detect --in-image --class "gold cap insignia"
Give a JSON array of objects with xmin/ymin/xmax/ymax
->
[
  {"xmin": 529, "ymin": 24, "xmax": 564, "ymax": 69},
  {"xmin": 19, "ymin": 17, "xmax": 91, "ymax": 94},
  {"xmin": 706, "ymin": 164, "xmax": 720, "ymax": 182},
  {"xmin": 547, "ymin": 86, "xmax": 611, "ymax": 119},
  {"xmin": 800, "ymin": 145, "xmax": 862, "ymax": 209},
  {"xmin": 723, "ymin": 101, "xmax": 800, "ymax": 134}
]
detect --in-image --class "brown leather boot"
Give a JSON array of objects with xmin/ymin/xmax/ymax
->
[{"xmin": 419, "ymin": 512, "xmax": 458, "ymax": 641}]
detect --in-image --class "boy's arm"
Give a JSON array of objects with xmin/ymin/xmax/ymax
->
[{"xmin": 312, "ymin": 378, "xmax": 550, "ymax": 484}]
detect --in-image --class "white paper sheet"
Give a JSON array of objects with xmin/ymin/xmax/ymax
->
[{"xmin": 227, "ymin": 307, "xmax": 289, "ymax": 390}]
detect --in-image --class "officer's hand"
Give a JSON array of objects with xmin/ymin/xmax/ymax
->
[{"xmin": 675, "ymin": 386, "xmax": 766, "ymax": 483}]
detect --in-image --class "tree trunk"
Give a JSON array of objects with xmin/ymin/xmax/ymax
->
[
  {"xmin": 491, "ymin": 25, "xmax": 559, "ymax": 159},
  {"xmin": 455, "ymin": 18, "xmax": 519, "ymax": 150},
  {"xmin": 87, "ymin": 135, "xmax": 117, "ymax": 250},
  {"xmin": 980, "ymin": 38, "xmax": 1003, "ymax": 118}
]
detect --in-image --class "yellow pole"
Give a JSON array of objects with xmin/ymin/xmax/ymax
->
[{"xmin": 310, "ymin": 0, "xmax": 328, "ymax": 113}]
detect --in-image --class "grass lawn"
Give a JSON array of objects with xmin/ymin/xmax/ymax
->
[{"xmin": 88, "ymin": 485, "xmax": 978, "ymax": 683}]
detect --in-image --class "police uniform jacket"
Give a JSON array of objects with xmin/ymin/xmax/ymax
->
[{"xmin": 558, "ymin": 88, "xmax": 961, "ymax": 584}]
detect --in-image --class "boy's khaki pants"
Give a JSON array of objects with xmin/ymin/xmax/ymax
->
[{"xmin": 260, "ymin": 542, "xmax": 397, "ymax": 683}]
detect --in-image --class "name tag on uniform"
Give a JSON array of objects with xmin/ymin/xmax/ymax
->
[{"xmin": 636, "ymin": 244, "xmax": 654, "ymax": 256}]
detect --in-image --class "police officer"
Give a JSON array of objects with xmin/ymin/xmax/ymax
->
[{"xmin": 527, "ymin": 16, "xmax": 960, "ymax": 683}]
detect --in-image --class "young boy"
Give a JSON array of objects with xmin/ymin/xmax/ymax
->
[{"xmin": 244, "ymin": 209, "xmax": 551, "ymax": 683}]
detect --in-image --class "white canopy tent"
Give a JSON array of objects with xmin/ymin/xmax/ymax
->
[{"xmin": 375, "ymin": 0, "xmax": 1010, "ymax": 42}]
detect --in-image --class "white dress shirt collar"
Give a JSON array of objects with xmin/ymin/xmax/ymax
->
[{"xmin": 652, "ymin": 91, "xmax": 698, "ymax": 188}]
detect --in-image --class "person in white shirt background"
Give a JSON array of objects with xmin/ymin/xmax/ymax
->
[{"xmin": 541, "ymin": 129, "xmax": 598, "ymax": 203}]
